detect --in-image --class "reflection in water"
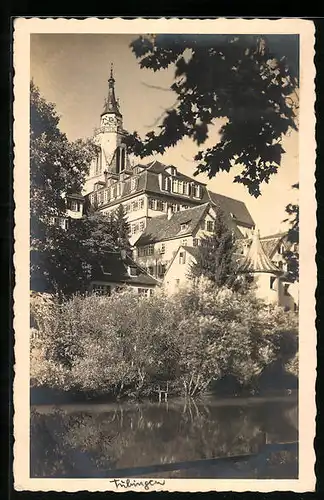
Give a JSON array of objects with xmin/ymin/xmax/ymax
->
[{"xmin": 30, "ymin": 397, "xmax": 298, "ymax": 479}]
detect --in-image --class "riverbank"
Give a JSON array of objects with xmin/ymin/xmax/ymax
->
[{"xmin": 30, "ymin": 384, "xmax": 298, "ymax": 407}]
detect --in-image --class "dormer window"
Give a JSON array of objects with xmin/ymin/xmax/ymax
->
[
  {"xmin": 165, "ymin": 166, "xmax": 177, "ymax": 176},
  {"xmin": 230, "ymin": 212, "xmax": 237, "ymax": 219},
  {"xmin": 128, "ymin": 266, "xmax": 138, "ymax": 277},
  {"xmin": 180, "ymin": 222, "xmax": 190, "ymax": 232}
]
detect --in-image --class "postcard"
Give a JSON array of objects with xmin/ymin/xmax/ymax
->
[{"xmin": 13, "ymin": 17, "xmax": 316, "ymax": 492}]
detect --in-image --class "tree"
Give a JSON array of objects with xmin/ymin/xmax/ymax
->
[
  {"xmin": 43, "ymin": 208, "xmax": 133, "ymax": 297},
  {"xmin": 283, "ymin": 183, "xmax": 299, "ymax": 282},
  {"xmin": 126, "ymin": 34, "xmax": 298, "ymax": 197},
  {"xmin": 30, "ymin": 81, "xmax": 97, "ymax": 292},
  {"xmin": 189, "ymin": 209, "xmax": 250, "ymax": 291},
  {"xmin": 111, "ymin": 204, "xmax": 132, "ymax": 255}
]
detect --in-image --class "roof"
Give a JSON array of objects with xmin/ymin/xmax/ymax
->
[
  {"xmin": 101, "ymin": 66, "xmax": 122, "ymax": 117},
  {"xmin": 146, "ymin": 160, "xmax": 206, "ymax": 185},
  {"xmin": 92, "ymin": 251, "xmax": 159, "ymax": 286},
  {"xmin": 207, "ymin": 190, "xmax": 255, "ymax": 227},
  {"xmin": 181, "ymin": 245, "xmax": 201, "ymax": 260},
  {"xmin": 238, "ymin": 230, "xmax": 282, "ymax": 274},
  {"xmin": 134, "ymin": 203, "xmax": 211, "ymax": 246},
  {"xmin": 67, "ymin": 193, "xmax": 84, "ymax": 201},
  {"xmin": 260, "ymin": 232, "xmax": 289, "ymax": 258}
]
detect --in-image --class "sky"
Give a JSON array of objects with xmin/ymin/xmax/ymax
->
[{"xmin": 30, "ymin": 34, "xmax": 299, "ymax": 235}]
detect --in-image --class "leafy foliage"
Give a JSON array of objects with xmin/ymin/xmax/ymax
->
[
  {"xmin": 126, "ymin": 35, "xmax": 298, "ymax": 196},
  {"xmin": 283, "ymin": 183, "xmax": 299, "ymax": 282},
  {"xmin": 30, "ymin": 83, "xmax": 131, "ymax": 296},
  {"xmin": 30, "ymin": 81, "xmax": 97, "ymax": 292},
  {"xmin": 31, "ymin": 282, "xmax": 298, "ymax": 398}
]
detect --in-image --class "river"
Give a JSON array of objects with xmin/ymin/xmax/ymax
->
[{"xmin": 30, "ymin": 393, "xmax": 298, "ymax": 479}]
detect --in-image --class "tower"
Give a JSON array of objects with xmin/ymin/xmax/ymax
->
[
  {"xmin": 83, "ymin": 65, "xmax": 129, "ymax": 195},
  {"xmin": 238, "ymin": 229, "xmax": 283, "ymax": 305}
]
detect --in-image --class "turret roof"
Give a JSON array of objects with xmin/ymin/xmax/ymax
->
[
  {"xmin": 238, "ymin": 229, "xmax": 282, "ymax": 275},
  {"xmin": 101, "ymin": 64, "xmax": 122, "ymax": 117}
]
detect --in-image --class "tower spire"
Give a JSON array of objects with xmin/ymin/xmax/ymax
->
[{"xmin": 101, "ymin": 63, "xmax": 121, "ymax": 117}]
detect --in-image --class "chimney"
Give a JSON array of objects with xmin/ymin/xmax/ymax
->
[{"xmin": 167, "ymin": 206, "xmax": 173, "ymax": 220}]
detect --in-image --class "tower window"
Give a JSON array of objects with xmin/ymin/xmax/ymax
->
[
  {"xmin": 120, "ymin": 148, "xmax": 126, "ymax": 171},
  {"xmin": 270, "ymin": 276, "xmax": 276, "ymax": 289}
]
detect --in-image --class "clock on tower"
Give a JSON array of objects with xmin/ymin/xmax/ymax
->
[{"xmin": 101, "ymin": 114, "xmax": 117, "ymax": 131}]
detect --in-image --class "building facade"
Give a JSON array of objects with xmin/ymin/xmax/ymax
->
[
  {"xmin": 81, "ymin": 71, "xmax": 298, "ymax": 310},
  {"xmin": 83, "ymin": 70, "xmax": 255, "ymax": 246}
]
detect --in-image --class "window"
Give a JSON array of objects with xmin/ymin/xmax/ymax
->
[
  {"xmin": 104, "ymin": 190, "xmax": 108, "ymax": 203},
  {"xmin": 180, "ymin": 222, "xmax": 189, "ymax": 231},
  {"xmin": 158, "ymin": 264, "xmax": 166, "ymax": 277},
  {"xmin": 132, "ymin": 200, "xmax": 139, "ymax": 211},
  {"xmin": 147, "ymin": 266, "xmax": 154, "ymax": 275},
  {"xmin": 92, "ymin": 284, "xmax": 111, "ymax": 296},
  {"xmin": 148, "ymin": 244, "xmax": 154, "ymax": 255},
  {"xmin": 139, "ymin": 198, "xmax": 144, "ymax": 209},
  {"xmin": 181, "ymin": 205, "xmax": 189, "ymax": 210},
  {"xmin": 90, "ymin": 194, "xmax": 95, "ymax": 205},
  {"xmin": 178, "ymin": 181, "xmax": 184, "ymax": 194},
  {"xmin": 163, "ymin": 177, "xmax": 170, "ymax": 191},
  {"xmin": 120, "ymin": 148, "xmax": 126, "ymax": 172},
  {"xmin": 148, "ymin": 198, "xmax": 156, "ymax": 210},
  {"xmin": 128, "ymin": 266, "xmax": 138, "ymax": 277},
  {"xmin": 193, "ymin": 238, "xmax": 199, "ymax": 247},
  {"xmin": 156, "ymin": 200, "xmax": 164, "ymax": 211},
  {"xmin": 270, "ymin": 276, "xmax": 276, "ymax": 289},
  {"xmin": 125, "ymin": 203, "xmax": 130, "ymax": 213},
  {"xmin": 184, "ymin": 183, "xmax": 190, "ymax": 196},
  {"xmin": 278, "ymin": 244, "xmax": 285, "ymax": 255},
  {"xmin": 172, "ymin": 179, "xmax": 179, "ymax": 193},
  {"xmin": 131, "ymin": 177, "xmax": 137, "ymax": 192},
  {"xmin": 179, "ymin": 251, "xmax": 186, "ymax": 264},
  {"xmin": 182, "ymin": 239, "xmax": 187, "ymax": 246},
  {"xmin": 284, "ymin": 284, "xmax": 290, "ymax": 296},
  {"xmin": 138, "ymin": 244, "xmax": 154, "ymax": 257},
  {"xmin": 160, "ymin": 243, "xmax": 165, "ymax": 254},
  {"xmin": 116, "ymin": 183, "xmax": 121, "ymax": 197},
  {"xmin": 139, "ymin": 221, "xmax": 145, "ymax": 232},
  {"xmin": 60, "ymin": 218, "xmax": 68, "ymax": 230},
  {"xmin": 278, "ymin": 261, "xmax": 283, "ymax": 270},
  {"xmin": 131, "ymin": 224, "xmax": 136, "ymax": 235},
  {"xmin": 206, "ymin": 220, "xmax": 214, "ymax": 232},
  {"xmin": 138, "ymin": 288, "xmax": 150, "ymax": 297},
  {"xmin": 70, "ymin": 200, "xmax": 79, "ymax": 211}
]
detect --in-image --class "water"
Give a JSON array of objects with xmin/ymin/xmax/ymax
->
[{"xmin": 30, "ymin": 394, "xmax": 298, "ymax": 479}]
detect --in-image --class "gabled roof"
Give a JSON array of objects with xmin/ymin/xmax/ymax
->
[
  {"xmin": 260, "ymin": 232, "xmax": 289, "ymax": 258},
  {"xmin": 134, "ymin": 203, "xmax": 211, "ymax": 246},
  {"xmin": 238, "ymin": 230, "xmax": 282, "ymax": 275},
  {"xmin": 165, "ymin": 245, "xmax": 200, "ymax": 274},
  {"xmin": 207, "ymin": 190, "xmax": 255, "ymax": 227},
  {"xmin": 92, "ymin": 251, "xmax": 159, "ymax": 286}
]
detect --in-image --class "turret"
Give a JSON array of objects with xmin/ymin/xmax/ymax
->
[{"xmin": 238, "ymin": 229, "xmax": 284, "ymax": 305}]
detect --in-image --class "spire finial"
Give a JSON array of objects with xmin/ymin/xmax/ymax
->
[{"xmin": 110, "ymin": 62, "xmax": 114, "ymax": 79}]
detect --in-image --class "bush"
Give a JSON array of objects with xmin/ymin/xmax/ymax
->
[{"xmin": 30, "ymin": 281, "xmax": 298, "ymax": 398}]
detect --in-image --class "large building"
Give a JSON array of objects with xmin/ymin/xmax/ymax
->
[
  {"xmin": 81, "ymin": 70, "xmax": 298, "ymax": 309},
  {"xmin": 84, "ymin": 69, "xmax": 255, "ymax": 248}
]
